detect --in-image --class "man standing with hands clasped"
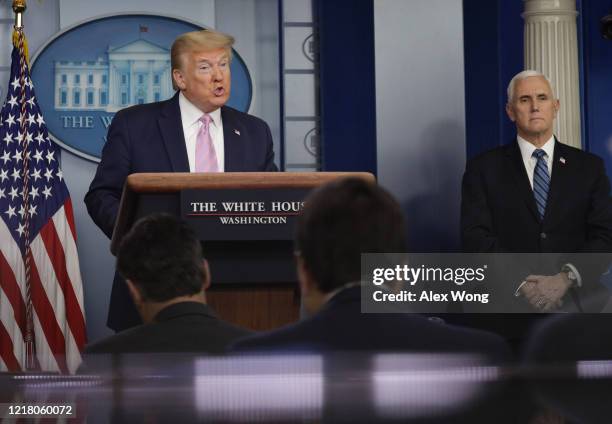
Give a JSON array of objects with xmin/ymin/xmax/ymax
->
[{"xmin": 461, "ymin": 70, "xmax": 612, "ymax": 315}]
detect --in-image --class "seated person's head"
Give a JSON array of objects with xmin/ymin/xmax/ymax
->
[
  {"xmin": 117, "ymin": 214, "xmax": 210, "ymax": 323},
  {"xmin": 295, "ymin": 178, "xmax": 406, "ymax": 315}
]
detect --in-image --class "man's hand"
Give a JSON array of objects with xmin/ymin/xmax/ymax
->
[
  {"xmin": 520, "ymin": 273, "xmax": 571, "ymax": 311},
  {"xmin": 519, "ymin": 280, "xmax": 539, "ymax": 304}
]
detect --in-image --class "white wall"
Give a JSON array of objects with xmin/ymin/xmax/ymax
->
[{"xmin": 374, "ymin": 0, "xmax": 466, "ymax": 250}]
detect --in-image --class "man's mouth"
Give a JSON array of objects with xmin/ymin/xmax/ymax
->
[{"xmin": 214, "ymin": 87, "xmax": 225, "ymax": 96}]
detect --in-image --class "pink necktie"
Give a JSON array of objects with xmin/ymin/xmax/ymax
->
[{"xmin": 195, "ymin": 114, "xmax": 219, "ymax": 172}]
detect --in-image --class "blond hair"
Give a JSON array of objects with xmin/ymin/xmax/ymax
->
[{"xmin": 170, "ymin": 29, "xmax": 234, "ymax": 90}]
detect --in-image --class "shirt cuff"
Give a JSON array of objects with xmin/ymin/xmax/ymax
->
[
  {"xmin": 562, "ymin": 263, "xmax": 582, "ymax": 288},
  {"xmin": 514, "ymin": 280, "xmax": 528, "ymax": 297}
]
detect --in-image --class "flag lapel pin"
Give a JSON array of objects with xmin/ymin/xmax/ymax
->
[
  {"xmin": 559, "ymin": 157, "xmax": 566, "ymax": 164},
  {"xmin": 234, "ymin": 129, "xmax": 241, "ymax": 136}
]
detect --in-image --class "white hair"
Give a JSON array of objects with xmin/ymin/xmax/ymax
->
[{"xmin": 506, "ymin": 70, "xmax": 556, "ymax": 103}]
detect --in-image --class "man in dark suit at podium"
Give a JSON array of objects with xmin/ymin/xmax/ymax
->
[
  {"xmin": 85, "ymin": 29, "xmax": 277, "ymax": 331},
  {"xmin": 85, "ymin": 214, "xmax": 251, "ymax": 354},
  {"xmin": 233, "ymin": 178, "xmax": 510, "ymax": 360}
]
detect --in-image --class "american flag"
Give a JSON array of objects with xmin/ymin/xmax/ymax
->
[{"xmin": 0, "ymin": 29, "xmax": 86, "ymax": 373}]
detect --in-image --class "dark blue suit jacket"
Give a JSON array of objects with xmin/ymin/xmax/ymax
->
[
  {"xmin": 85, "ymin": 93, "xmax": 277, "ymax": 331},
  {"xmin": 461, "ymin": 140, "xmax": 612, "ymax": 255},
  {"xmin": 232, "ymin": 287, "xmax": 512, "ymax": 362},
  {"xmin": 84, "ymin": 302, "xmax": 251, "ymax": 354}
]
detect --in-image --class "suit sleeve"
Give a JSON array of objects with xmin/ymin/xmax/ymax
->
[
  {"xmin": 460, "ymin": 159, "xmax": 503, "ymax": 252},
  {"xmin": 84, "ymin": 111, "xmax": 131, "ymax": 239},
  {"xmin": 566, "ymin": 157, "xmax": 612, "ymax": 309},
  {"xmin": 582, "ymin": 156, "xmax": 612, "ymax": 253},
  {"xmin": 262, "ymin": 120, "xmax": 278, "ymax": 172}
]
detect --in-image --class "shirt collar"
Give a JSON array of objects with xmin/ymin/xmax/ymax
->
[
  {"xmin": 323, "ymin": 281, "xmax": 362, "ymax": 304},
  {"xmin": 178, "ymin": 91, "xmax": 222, "ymax": 128},
  {"xmin": 517, "ymin": 134, "xmax": 555, "ymax": 162},
  {"xmin": 153, "ymin": 301, "xmax": 217, "ymax": 322}
]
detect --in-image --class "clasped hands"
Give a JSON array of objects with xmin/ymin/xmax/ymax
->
[{"xmin": 518, "ymin": 272, "xmax": 572, "ymax": 312}]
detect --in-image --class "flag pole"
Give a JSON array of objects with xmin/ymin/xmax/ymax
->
[
  {"xmin": 12, "ymin": 0, "xmax": 35, "ymax": 371},
  {"xmin": 13, "ymin": 0, "xmax": 25, "ymax": 29}
]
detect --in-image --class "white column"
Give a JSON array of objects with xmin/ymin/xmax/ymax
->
[
  {"xmin": 523, "ymin": 0, "xmax": 581, "ymax": 149},
  {"xmin": 163, "ymin": 66, "xmax": 172, "ymax": 99},
  {"xmin": 108, "ymin": 64, "xmax": 115, "ymax": 110},
  {"xmin": 148, "ymin": 60, "xmax": 154, "ymax": 103},
  {"xmin": 129, "ymin": 60, "xmax": 134, "ymax": 105}
]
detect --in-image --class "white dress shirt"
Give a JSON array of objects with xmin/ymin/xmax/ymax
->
[
  {"xmin": 517, "ymin": 135, "xmax": 555, "ymax": 190},
  {"xmin": 179, "ymin": 92, "xmax": 225, "ymax": 172}
]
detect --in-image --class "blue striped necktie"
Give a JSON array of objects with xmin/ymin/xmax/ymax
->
[{"xmin": 532, "ymin": 149, "xmax": 550, "ymax": 220}]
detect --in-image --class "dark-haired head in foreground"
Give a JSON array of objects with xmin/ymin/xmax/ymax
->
[
  {"xmin": 84, "ymin": 214, "xmax": 250, "ymax": 354},
  {"xmin": 117, "ymin": 213, "xmax": 209, "ymax": 316},
  {"xmin": 232, "ymin": 178, "xmax": 510, "ymax": 361},
  {"xmin": 295, "ymin": 177, "xmax": 406, "ymax": 316}
]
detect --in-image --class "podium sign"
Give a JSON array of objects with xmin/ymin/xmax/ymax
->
[
  {"xmin": 110, "ymin": 172, "xmax": 375, "ymax": 284},
  {"xmin": 181, "ymin": 188, "xmax": 309, "ymax": 241}
]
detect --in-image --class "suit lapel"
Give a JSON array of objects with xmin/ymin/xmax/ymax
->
[
  {"xmin": 157, "ymin": 92, "xmax": 189, "ymax": 172},
  {"xmin": 504, "ymin": 142, "xmax": 540, "ymax": 221},
  {"xmin": 544, "ymin": 139, "xmax": 570, "ymax": 223},
  {"xmin": 221, "ymin": 106, "xmax": 245, "ymax": 171}
]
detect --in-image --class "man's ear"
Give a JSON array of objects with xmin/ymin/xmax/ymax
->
[
  {"xmin": 126, "ymin": 279, "xmax": 143, "ymax": 306},
  {"xmin": 505, "ymin": 102, "xmax": 516, "ymax": 122},
  {"xmin": 296, "ymin": 256, "xmax": 316, "ymax": 296},
  {"xmin": 553, "ymin": 98, "xmax": 560, "ymax": 116},
  {"xmin": 201, "ymin": 259, "xmax": 211, "ymax": 291},
  {"xmin": 172, "ymin": 69, "xmax": 186, "ymax": 90}
]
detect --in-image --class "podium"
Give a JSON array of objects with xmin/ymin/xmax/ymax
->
[{"xmin": 111, "ymin": 172, "xmax": 375, "ymax": 330}]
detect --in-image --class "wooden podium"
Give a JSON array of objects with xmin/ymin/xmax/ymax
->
[{"xmin": 111, "ymin": 172, "xmax": 375, "ymax": 331}]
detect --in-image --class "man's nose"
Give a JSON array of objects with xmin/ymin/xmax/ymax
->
[{"xmin": 212, "ymin": 66, "xmax": 223, "ymax": 81}]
